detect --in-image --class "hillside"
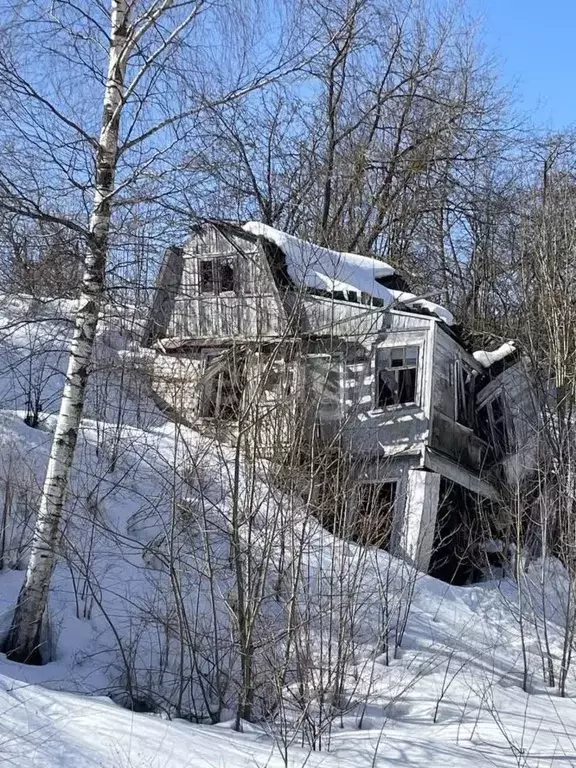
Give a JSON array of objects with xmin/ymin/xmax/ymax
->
[{"xmin": 0, "ymin": 295, "xmax": 576, "ymax": 767}]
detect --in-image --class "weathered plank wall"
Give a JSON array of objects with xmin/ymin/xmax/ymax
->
[
  {"xmin": 166, "ymin": 227, "xmax": 285, "ymax": 340},
  {"xmin": 430, "ymin": 327, "xmax": 489, "ymax": 471},
  {"xmin": 302, "ymin": 297, "xmax": 386, "ymax": 337},
  {"xmin": 478, "ymin": 362, "xmax": 540, "ymax": 484},
  {"xmin": 332, "ymin": 313, "xmax": 435, "ymax": 458},
  {"xmin": 145, "ymin": 246, "xmax": 184, "ymax": 343}
]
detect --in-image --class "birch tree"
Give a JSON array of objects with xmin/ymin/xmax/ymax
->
[{"xmin": 0, "ymin": 0, "xmax": 305, "ymax": 663}]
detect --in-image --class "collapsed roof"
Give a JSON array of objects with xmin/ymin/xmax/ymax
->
[{"xmin": 242, "ymin": 221, "xmax": 454, "ymax": 326}]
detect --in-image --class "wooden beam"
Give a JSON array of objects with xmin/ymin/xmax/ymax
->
[{"xmin": 424, "ymin": 448, "xmax": 500, "ymax": 500}]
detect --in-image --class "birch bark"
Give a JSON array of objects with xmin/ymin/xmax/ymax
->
[{"xmin": 3, "ymin": 0, "xmax": 131, "ymax": 663}]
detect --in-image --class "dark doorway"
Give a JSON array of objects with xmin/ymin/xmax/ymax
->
[
  {"xmin": 352, "ymin": 482, "xmax": 396, "ymax": 549},
  {"xmin": 428, "ymin": 478, "xmax": 484, "ymax": 585}
]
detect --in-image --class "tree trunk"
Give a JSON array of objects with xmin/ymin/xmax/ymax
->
[{"xmin": 3, "ymin": 0, "xmax": 129, "ymax": 664}]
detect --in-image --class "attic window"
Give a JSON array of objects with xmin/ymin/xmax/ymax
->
[
  {"xmin": 375, "ymin": 346, "xmax": 418, "ymax": 408},
  {"xmin": 200, "ymin": 260, "xmax": 215, "ymax": 293},
  {"xmin": 199, "ymin": 257, "xmax": 236, "ymax": 294}
]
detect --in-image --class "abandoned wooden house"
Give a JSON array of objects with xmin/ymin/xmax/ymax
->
[{"xmin": 144, "ymin": 220, "xmax": 538, "ymax": 583}]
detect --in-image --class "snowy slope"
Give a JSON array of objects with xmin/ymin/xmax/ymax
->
[
  {"xmin": 3, "ymin": 573, "xmax": 576, "ymax": 767},
  {"xmin": 0, "ymin": 295, "xmax": 576, "ymax": 767}
]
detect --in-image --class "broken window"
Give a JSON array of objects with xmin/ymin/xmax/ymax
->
[
  {"xmin": 199, "ymin": 257, "xmax": 237, "ymax": 294},
  {"xmin": 455, "ymin": 359, "xmax": 476, "ymax": 427},
  {"xmin": 220, "ymin": 261, "xmax": 235, "ymax": 292},
  {"xmin": 353, "ymin": 482, "xmax": 396, "ymax": 549},
  {"xmin": 477, "ymin": 394, "xmax": 512, "ymax": 457},
  {"xmin": 200, "ymin": 354, "xmax": 245, "ymax": 419},
  {"xmin": 199, "ymin": 260, "xmax": 215, "ymax": 293},
  {"xmin": 375, "ymin": 346, "xmax": 418, "ymax": 407}
]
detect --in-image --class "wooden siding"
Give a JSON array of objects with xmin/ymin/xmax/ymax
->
[
  {"xmin": 477, "ymin": 362, "xmax": 540, "ymax": 484},
  {"xmin": 301, "ymin": 300, "xmax": 433, "ymax": 338},
  {"xmin": 335, "ymin": 313, "xmax": 435, "ymax": 458},
  {"xmin": 429, "ymin": 326, "xmax": 489, "ymax": 471},
  {"xmin": 164, "ymin": 227, "xmax": 286, "ymax": 340},
  {"xmin": 302, "ymin": 297, "xmax": 386, "ymax": 338},
  {"xmin": 168, "ymin": 294, "xmax": 284, "ymax": 339},
  {"xmin": 145, "ymin": 246, "xmax": 184, "ymax": 344}
]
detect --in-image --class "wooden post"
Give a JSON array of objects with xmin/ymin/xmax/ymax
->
[{"xmin": 398, "ymin": 469, "xmax": 441, "ymax": 572}]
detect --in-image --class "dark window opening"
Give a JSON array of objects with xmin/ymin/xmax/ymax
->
[
  {"xmin": 455, "ymin": 360, "xmax": 476, "ymax": 427},
  {"xmin": 220, "ymin": 261, "xmax": 235, "ymax": 292},
  {"xmin": 353, "ymin": 482, "xmax": 396, "ymax": 549},
  {"xmin": 199, "ymin": 260, "xmax": 215, "ymax": 293},
  {"xmin": 477, "ymin": 394, "xmax": 512, "ymax": 458},
  {"xmin": 201, "ymin": 359, "xmax": 245, "ymax": 420},
  {"xmin": 376, "ymin": 346, "xmax": 418, "ymax": 407},
  {"xmin": 199, "ymin": 258, "xmax": 236, "ymax": 294}
]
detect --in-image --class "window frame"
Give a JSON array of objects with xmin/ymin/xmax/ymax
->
[
  {"xmin": 198, "ymin": 256, "xmax": 238, "ymax": 295},
  {"xmin": 373, "ymin": 344, "xmax": 420, "ymax": 410}
]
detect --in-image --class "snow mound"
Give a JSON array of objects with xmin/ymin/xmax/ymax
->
[{"xmin": 473, "ymin": 341, "xmax": 516, "ymax": 367}]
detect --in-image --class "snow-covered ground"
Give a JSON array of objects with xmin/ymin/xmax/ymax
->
[{"xmin": 1, "ymin": 295, "xmax": 576, "ymax": 767}]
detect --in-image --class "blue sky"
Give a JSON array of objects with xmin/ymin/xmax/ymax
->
[{"xmin": 472, "ymin": 0, "xmax": 576, "ymax": 129}]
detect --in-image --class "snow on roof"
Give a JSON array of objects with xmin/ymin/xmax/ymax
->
[
  {"xmin": 389, "ymin": 290, "xmax": 454, "ymax": 326},
  {"xmin": 243, "ymin": 221, "xmax": 454, "ymax": 325},
  {"xmin": 473, "ymin": 341, "xmax": 516, "ymax": 368},
  {"xmin": 243, "ymin": 221, "xmax": 395, "ymax": 307}
]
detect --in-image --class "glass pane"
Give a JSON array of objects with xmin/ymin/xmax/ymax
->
[
  {"xmin": 405, "ymin": 346, "xmax": 419, "ymax": 364},
  {"xmin": 376, "ymin": 348, "xmax": 391, "ymax": 368}
]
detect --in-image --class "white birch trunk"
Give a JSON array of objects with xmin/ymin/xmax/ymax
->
[{"xmin": 3, "ymin": 0, "xmax": 130, "ymax": 663}]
